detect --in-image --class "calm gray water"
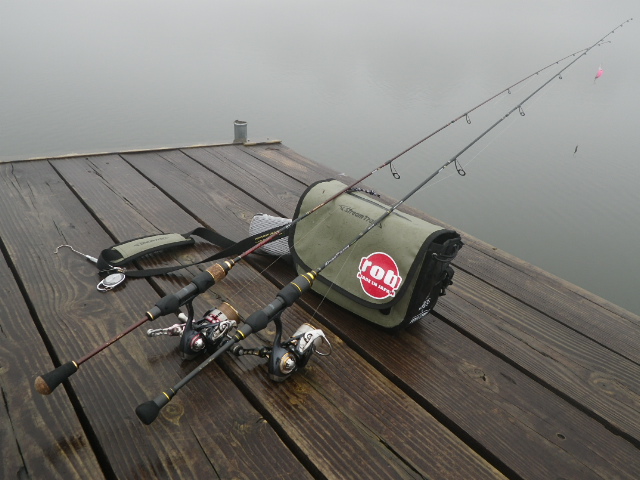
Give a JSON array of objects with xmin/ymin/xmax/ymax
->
[{"xmin": 2, "ymin": 1, "xmax": 639, "ymax": 315}]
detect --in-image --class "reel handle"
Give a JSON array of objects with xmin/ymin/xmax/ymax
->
[{"xmin": 34, "ymin": 361, "xmax": 78, "ymax": 395}]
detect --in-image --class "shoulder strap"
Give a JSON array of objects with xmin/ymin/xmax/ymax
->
[{"xmin": 97, "ymin": 226, "xmax": 286, "ymax": 278}]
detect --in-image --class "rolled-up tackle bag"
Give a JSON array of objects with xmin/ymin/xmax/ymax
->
[
  {"xmin": 288, "ymin": 179, "xmax": 463, "ymax": 331},
  {"xmin": 249, "ymin": 214, "xmax": 292, "ymax": 257}
]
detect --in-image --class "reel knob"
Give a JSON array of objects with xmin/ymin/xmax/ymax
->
[
  {"xmin": 269, "ymin": 352, "xmax": 296, "ymax": 382},
  {"xmin": 189, "ymin": 335, "xmax": 206, "ymax": 353},
  {"xmin": 279, "ymin": 353, "xmax": 296, "ymax": 375}
]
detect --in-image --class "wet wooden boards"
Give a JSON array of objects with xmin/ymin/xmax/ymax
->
[{"xmin": 0, "ymin": 143, "xmax": 638, "ymax": 479}]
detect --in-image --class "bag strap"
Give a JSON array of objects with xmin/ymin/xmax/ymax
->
[{"xmin": 97, "ymin": 226, "xmax": 286, "ymax": 278}]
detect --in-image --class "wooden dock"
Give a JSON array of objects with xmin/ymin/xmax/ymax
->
[{"xmin": 1, "ymin": 143, "xmax": 639, "ymax": 479}]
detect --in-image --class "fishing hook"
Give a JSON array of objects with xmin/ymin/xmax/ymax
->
[
  {"xmin": 466, "ymin": 114, "xmax": 471, "ymax": 124},
  {"xmin": 55, "ymin": 244, "xmax": 98, "ymax": 263},
  {"xmin": 454, "ymin": 158, "xmax": 466, "ymax": 176},
  {"xmin": 519, "ymin": 106, "xmax": 526, "ymax": 116},
  {"xmin": 54, "ymin": 244, "xmax": 125, "ymax": 275}
]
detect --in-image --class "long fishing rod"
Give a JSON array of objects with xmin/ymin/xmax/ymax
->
[
  {"xmin": 238, "ymin": 40, "xmax": 605, "ymax": 252},
  {"xmin": 34, "ymin": 19, "xmax": 630, "ymax": 397},
  {"xmin": 135, "ymin": 19, "xmax": 633, "ymax": 424}
]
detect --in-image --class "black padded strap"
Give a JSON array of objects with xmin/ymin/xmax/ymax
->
[{"xmin": 98, "ymin": 226, "xmax": 286, "ymax": 278}]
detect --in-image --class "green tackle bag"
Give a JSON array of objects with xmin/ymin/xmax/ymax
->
[{"xmin": 289, "ymin": 179, "xmax": 463, "ymax": 331}]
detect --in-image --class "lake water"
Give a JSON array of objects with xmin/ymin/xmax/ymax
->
[{"xmin": 2, "ymin": 1, "xmax": 639, "ymax": 315}]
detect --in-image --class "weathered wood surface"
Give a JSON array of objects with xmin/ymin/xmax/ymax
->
[{"xmin": 0, "ymin": 143, "xmax": 638, "ymax": 479}]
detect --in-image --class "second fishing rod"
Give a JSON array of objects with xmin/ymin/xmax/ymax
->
[{"xmin": 135, "ymin": 18, "xmax": 632, "ymax": 424}]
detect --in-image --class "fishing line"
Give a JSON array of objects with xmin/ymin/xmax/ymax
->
[
  {"xmin": 227, "ymin": 211, "xmax": 336, "ymax": 300},
  {"xmin": 462, "ymin": 83, "xmax": 556, "ymax": 171},
  {"xmin": 403, "ymin": 79, "xmax": 556, "ymax": 197},
  {"xmin": 159, "ymin": 20, "xmax": 629, "ymax": 315},
  {"xmin": 307, "ymin": 237, "xmax": 360, "ymax": 321}
]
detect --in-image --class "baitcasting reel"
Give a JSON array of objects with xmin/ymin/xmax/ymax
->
[{"xmin": 147, "ymin": 301, "xmax": 331, "ymax": 381}]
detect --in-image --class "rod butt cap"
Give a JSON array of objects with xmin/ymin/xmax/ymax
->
[
  {"xmin": 136, "ymin": 401, "xmax": 161, "ymax": 425},
  {"xmin": 34, "ymin": 361, "xmax": 78, "ymax": 395}
]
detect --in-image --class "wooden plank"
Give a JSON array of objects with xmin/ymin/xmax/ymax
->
[
  {"xmin": 255, "ymin": 255, "xmax": 640, "ymax": 479},
  {"xmin": 451, "ymin": 244, "xmax": 640, "ymax": 363},
  {"xmin": 0, "ymin": 160, "xmax": 311, "ymax": 479},
  {"xmin": 0, "ymin": 250, "xmax": 104, "ymax": 480},
  {"xmin": 55, "ymin": 153, "xmax": 504, "ymax": 478},
  {"xmin": 238, "ymin": 144, "xmax": 341, "ymax": 187},
  {"xmin": 439, "ymin": 271, "xmax": 640, "ymax": 442},
  {"xmin": 121, "ymin": 149, "xmax": 281, "ymax": 241},
  {"xmin": 184, "ymin": 145, "xmax": 308, "ymax": 217},
  {"xmin": 0, "ymin": 387, "xmax": 23, "ymax": 479},
  {"xmin": 223, "ymin": 328, "xmax": 505, "ymax": 479}
]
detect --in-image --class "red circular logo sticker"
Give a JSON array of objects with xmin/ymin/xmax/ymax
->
[{"xmin": 357, "ymin": 252, "xmax": 403, "ymax": 299}]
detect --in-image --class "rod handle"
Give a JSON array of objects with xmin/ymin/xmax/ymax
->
[
  {"xmin": 34, "ymin": 361, "xmax": 78, "ymax": 395},
  {"xmin": 146, "ymin": 262, "xmax": 233, "ymax": 320},
  {"xmin": 278, "ymin": 272, "xmax": 316, "ymax": 306},
  {"xmin": 136, "ymin": 390, "xmax": 175, "ymax": 425}
]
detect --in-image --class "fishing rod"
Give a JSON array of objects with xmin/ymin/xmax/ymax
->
[
  {"xmin": 34, "ymin": 19, "xmax": 630, "ymax": 397},
  {"xmin": 135, "ymin": 19, "xmax": 633, "ymax": 424}
]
